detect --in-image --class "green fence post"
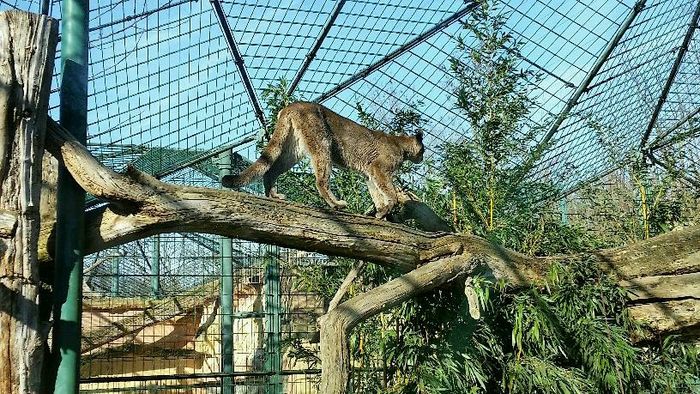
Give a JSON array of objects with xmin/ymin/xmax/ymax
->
[
  {"xmin": 110, "ymin": 255, "xmax": 119, "ymax": 297},
  {"xmin": 151, "ymin": 235, "xmax": 161, "ymax": 298},
  {"xmin": 265, "ymin": 244, "xmax": 282, "ymax": 394},
  {"xmin": 560, "ymin": 198, "xmax": 569, "ymax": 225},
  {"xmin": 52, "ymin": 0, "xmax": 89, "ymax": 392},
  {"xmin": 219, "ymin": 152, "xmax": 234, "ymax": 394}
]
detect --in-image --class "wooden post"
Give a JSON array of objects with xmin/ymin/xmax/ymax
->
[{"xmin": 0, "ymin": 10, "xmax": 58, "ymax": 394}]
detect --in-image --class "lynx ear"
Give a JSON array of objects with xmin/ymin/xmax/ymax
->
[{"xmin": 414, "ymin": 130, "xmax": 424, "ymax": 143}]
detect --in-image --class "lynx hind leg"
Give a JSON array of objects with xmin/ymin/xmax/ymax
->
[
  {"xmin": 224, "ymin": 113, "xmax": 294, "ymax": 190},
  {"xmin": 295, "ymin": 113, "xmax": 347, "ymax": 210},
  {"xmin": 263, "ymin": 178, "xmax": 286, "ymax": 200},
  {"xmin": 310, "ymin": 156, "xmax": 347, "ymax": 210},
  {"xmin": 263, "ymin": 149, "xmax": 298, "ymax": 200}
]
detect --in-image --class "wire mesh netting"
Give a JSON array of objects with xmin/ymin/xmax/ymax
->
[
  {"xmin": 2, "ymin": 0, "xmax": 700, "ymax": 392},
  {"xmin": 81, "ymin": 238, "xmax": 325, "ymax": 393},
  {"xmin": 3, "ymin": 0, "xmax": 696, "ymax": 193}
]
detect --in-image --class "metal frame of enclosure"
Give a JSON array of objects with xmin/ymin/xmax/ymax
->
[{"xmin": 2, "ymin": 0, "xmax": 700, "ymax": 392}]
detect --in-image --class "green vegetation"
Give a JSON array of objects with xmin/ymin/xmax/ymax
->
[{"xmin": 260, "ymin": 1, "xmax": 700, "ymax": 392}]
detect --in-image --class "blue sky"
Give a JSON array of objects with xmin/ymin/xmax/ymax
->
[{"xmin": 2, "ymin": 0, "xmax": 698, "ymax": 191}]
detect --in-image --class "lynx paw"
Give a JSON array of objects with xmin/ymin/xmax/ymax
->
[
  {"xmin": 333, "ymin": 200, "xmax": 348, "ymax": 209},
  {"xmin": 271, "ymin": 192, "xmax": 286, "ymax": 200}
]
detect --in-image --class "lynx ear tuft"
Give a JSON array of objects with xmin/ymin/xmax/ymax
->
[{"xmin": 414, "ymin": 130, "xmax": 424, "ymax": 143}]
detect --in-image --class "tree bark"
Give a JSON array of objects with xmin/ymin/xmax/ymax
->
[
  {"xmin": 0, "ymin": 11, "xmax": 57, "ymax": 394},
  {"xmin": 317, "ymin": 235, "xmax": 700, "ymax": 393},
  {"xmin": 42, "ymin": 114, "xmax": 700, "ymax": 393},
  {"xmin": 328, "ymin": 261, "xmax": 366, "ymax": 312},
  {"xmin": 319, "ymin": 255, "xmax": 480, "ymax": 393}
]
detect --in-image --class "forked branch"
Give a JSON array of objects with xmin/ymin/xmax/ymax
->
[{"xmin": 43, "ymin": 117, "xmax": 700, "ymax": 394}]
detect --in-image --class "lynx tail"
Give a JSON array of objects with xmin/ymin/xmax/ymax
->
[{"xmin": 221, "ymin": 113, "xmax": 291, "ymax": 188}]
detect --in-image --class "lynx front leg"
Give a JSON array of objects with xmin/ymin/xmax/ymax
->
[
  {"xmin": 369, "ymin": 167, "xmax": 398, "ymax": 219},
  {"xmin": 311, "ymin": 157, "xmax": 347, "ymax": 210},
  {"xmin": 366, "ymin": 178, "xmax": 385, "ymax": 216}
]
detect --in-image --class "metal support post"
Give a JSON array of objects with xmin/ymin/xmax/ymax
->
[
  {"xmin": 646, "ymin": 106, "xmax": 700, "ymax": 151},
  {"xmin": 110, "ymin": 255, "xmax": 120, "ymax": 297},
  {"xmin": 151, "ymin": 235, "xmax": 161, "ymax": 298},
  {"xmin": 264, "ymin": 244, "xmax": 282, "ymax": 394},
  {"xmin": 219, "ymin": 152, "xmax": 235, "ymax": 394},
  {"xmin": 209, "ymin": 0, "xmax": 267, "ymax": 131},
  {"xmin": 52, "ymin": 0, "xmax": 89, "ymax": 392},
  {"xmin": 314, "ymin": 1, "xmax": 479, "ymax": 103},
  {"xmin": 287, "ymin": 0, "xmax": 347, "ymax": 96},
  {"xmin": 640, "ymin": 0, "xmax": 700, "ymax": 149},
  {"xmin": 514, "ymin": 1, "xmax": 646, "ymax": 185}
]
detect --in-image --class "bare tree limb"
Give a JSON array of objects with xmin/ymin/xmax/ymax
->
[
  {"xmin": 318, "ymin": 232, "xmax": 700, "ymax": 393},
  {"xmin": 328, "ymin": 261, "xmax": 367, "ymax": 312},
  {"xmin": 42, "ymin": 112, "xmax": 700, "ymax": 394},
  {"xmin": 45, "ymin": 118, "xmax": 473, "ymax": 272},
  {"xmin": 320, "ymin": 255, "xmax": 482, "ymax": 393}
]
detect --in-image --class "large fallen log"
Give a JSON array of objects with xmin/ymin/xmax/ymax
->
[
  {"xmin": 318, "ymin": 232, "xmax": 700, "ymax": 393},
  {"xmin": 42, "ymin": 117, "xmax": 700, "ymax": 394}
]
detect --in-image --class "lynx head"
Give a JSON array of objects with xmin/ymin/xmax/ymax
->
[{"xmin": 407, "ymin": 131, "xmax": 425, "ymax": 164}]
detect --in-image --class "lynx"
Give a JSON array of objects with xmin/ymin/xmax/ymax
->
[{"xmin": 222, "ymin": 102, "xmax": 424, "ymax": 218}]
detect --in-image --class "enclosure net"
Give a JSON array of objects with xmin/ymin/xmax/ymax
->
[
  {"xmin": 4, "ymin": 0, "xmax": 696, "ymax": 194},
  {"xmin": 2, "ymin": 0, "xmax": 700, "ymax": 392}
]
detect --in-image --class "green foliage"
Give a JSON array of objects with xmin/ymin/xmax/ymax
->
[
  {"xmin": 261, "ymin": 77, "xmax": 297, "ymax": 138},
  {"xmin": 465, "ymin": 258, "xmax": 696, "ymax": 394},
  {"xmin": 347, "ymin": 255, "xmax": 700, "ymax": 394},
  {"xmin": 640, "ymin": 336, "xmax": 700, "ymax": 393},
  {"xmin": 590, "ymin": 116, "xmax": 691, "ymax": 243},
  {"xmin": 420, "ymin": 0, "xmax": 597, "ymax": 256},
  {"xmin": 258, "ymin": 7, "xmax": 699, "ymax": 394},
  {"xmin": 341, "ymin": 2, "xmax": 698, "ymax": 392},
  {"xmin": 449, "ymin": 3, "xmax": 536, "ymax": 166},
  {"xmin": 433, "ymin": 1, "xmax": 572, "ymax": 255},
  {"xmin": 504, "ymin": 356, "xmax": 592, "ymax": 394},
  {"xmin": 349, "ymin": 286, "xmax": 481, "ymax": 393},
  {"xmin": 291, "ymin": 258, "xmax": 353, "ymax": 301},
  {"xmin": 356, "ymin": 102, "xmax": 425, "ymax": 137}
]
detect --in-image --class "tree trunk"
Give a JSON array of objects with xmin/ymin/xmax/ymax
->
[
  {"xmin": 319, "ymin": 255, "xmax": 479, "ymax": 393},
  {"xmin": 0, "ymin": 10, "xmax": 57, "ymax": 394},
  {"xmin": 317, "ymin": 231, "xmax": 700, "ymax": 393}
]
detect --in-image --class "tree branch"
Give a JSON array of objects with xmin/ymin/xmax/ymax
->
[
  {"xmin": 328, "ymin": 261, "xmax": 367, "ymax": 312},
  {"xmin": 45, "ymin": 117, "xmax": 700, "ymax": 276},
  {"xmin": 45, "ymin": 118, "xmax": 479, "ymax": 272},
  {"xmin": 320, "ymin": 254, "xmax": 483, "ymax": 393},
  {"xmin": 43, "ymin": 115, "xmax": 700, "ymax": 394}
]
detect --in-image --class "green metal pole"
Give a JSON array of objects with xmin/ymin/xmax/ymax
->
[
  {"xmin": 559, "ymin": 198, "xmax": 569, "ymax": 225},
  {"xmin": 53, "ymin": 0, "xmax": 88, "ymax": 393},
  {"xmin": 264, "ymin": 244, "xmax": 282, "ymax": 394},
  {"xmin": 110, "ymin": 255, "xmax": 119, "ymax": 297},
  {"xmin": 219, "ymin": 153, "xmax": 234, "ymax": 394},
  {"xmin": 151, "ymin": 235, "xmax": 161, "ymax": 298}
]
